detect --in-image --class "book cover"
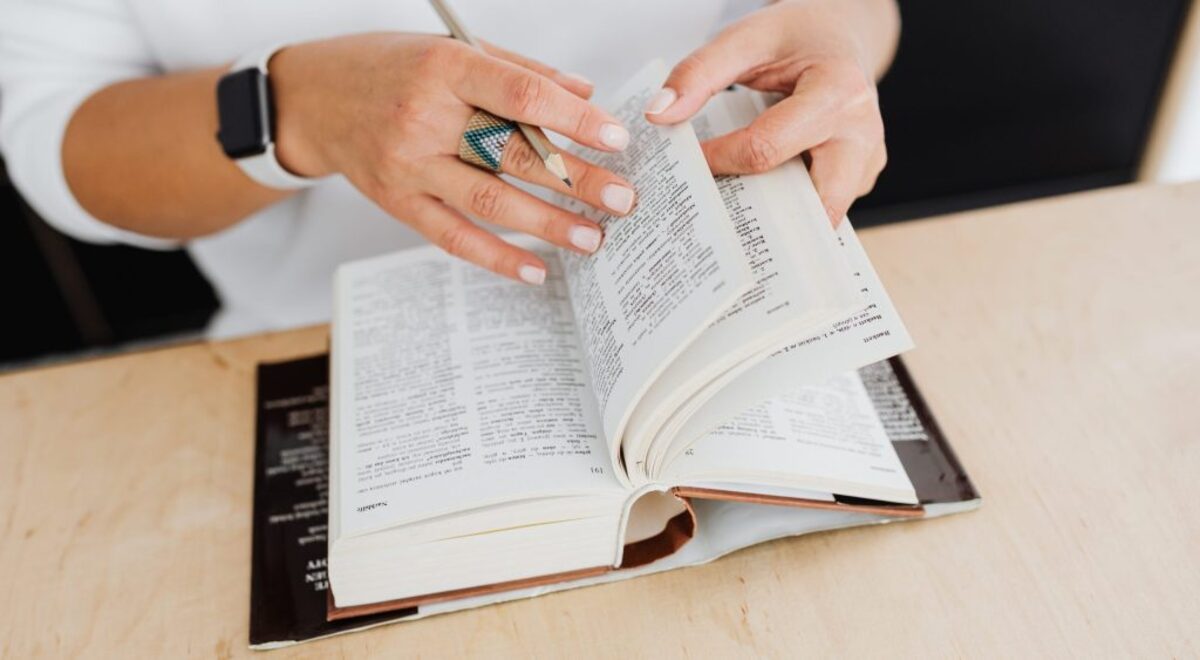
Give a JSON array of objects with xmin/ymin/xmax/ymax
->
[{"xmin": 250, "ymin": 355, "xmax": 417, "ymax": 649}]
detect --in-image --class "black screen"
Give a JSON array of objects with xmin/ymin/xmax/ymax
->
[
  {"xmin": 853, "ymin": 0, "xmax": 1190, "ymax": 225},
  {"xmin": 216, "ymin": 68, "xmax": 270, "ymax": 159}
]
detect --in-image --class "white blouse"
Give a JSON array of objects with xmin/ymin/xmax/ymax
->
[{"xmin": 0, "ymin": 0, "xmax": 749, "ymax": 337}]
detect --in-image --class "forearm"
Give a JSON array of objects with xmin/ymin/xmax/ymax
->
[
  {"xmin": 834, "ymin": 0, "xmax": 900, "ymax": 80},
  {"xmin": 62, "ymin": 67, "xmax": 287, "ymax": 240},
  {"xmin": 776, "ymin": 0, "xmax": 900, "ymax": 80}
]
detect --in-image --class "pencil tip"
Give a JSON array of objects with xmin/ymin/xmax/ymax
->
[{"xmin": 545, "ymin": 153, "xmax": 571, "ymax": 188}]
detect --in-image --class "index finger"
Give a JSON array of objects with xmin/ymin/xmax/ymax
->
[
  {"xmin": 454, "ymin": 53, "xmax": 630, "ymax": 153},
  {"xmin": 647, "ymin": 25, "xmax": 771, "ymax": 125},
  {"xmin": 478, "ymin": 39, "xmax": 594, "ymax": 99}
]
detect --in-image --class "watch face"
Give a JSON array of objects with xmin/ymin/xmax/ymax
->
[{"xmin": 216, "ymin": 69, "xmax": 271, "ymax": 159}]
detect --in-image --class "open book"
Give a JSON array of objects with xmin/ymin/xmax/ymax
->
[{"xmin": 327, "ymin": 62, "xmax": 931, "ymax": 614}]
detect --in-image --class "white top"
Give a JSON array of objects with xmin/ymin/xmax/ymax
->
[{"xmin": 0, "ymin": 0, "xmax": 751, "ymax": 337}]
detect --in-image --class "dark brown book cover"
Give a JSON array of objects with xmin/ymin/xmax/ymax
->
[
  {"xmin": 861, "ymin": 358, "xmax": 979, "ymax": 505},
  {"xmin": 250, "ymin": 355, "xmax": 417, "ymax": 648}
]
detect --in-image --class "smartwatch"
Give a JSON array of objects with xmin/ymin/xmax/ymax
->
[{"xmin": 216, "ymin": 46, "xmax": 316, "ymax": 190}]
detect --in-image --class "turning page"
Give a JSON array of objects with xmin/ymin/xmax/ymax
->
[
  {"xmin": 670, "ymin": 219, "xmax": 915, "ymax": 447},
  {"xmin": 557, "ymin": 60, "xmax": 753, "ymax": 464},
  {"xmin": 330, "ymin": 242, "xmax": 622, "ymax": 539},
  {"xmin": 664, "ymin": 371, "xmax": 918, "ymax": 504},
  {"xmin": 622, "ymin": 90, "xmax": 864, "ymax": 473}
]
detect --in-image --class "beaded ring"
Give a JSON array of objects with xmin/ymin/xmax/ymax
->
[{"xmin": 458, "ymin": 110, "xmax": 518, "ymax": 171}]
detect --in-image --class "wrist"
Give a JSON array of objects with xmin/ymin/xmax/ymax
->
[
  {"xmin": 270, "ymin": 43, "xmax": 336, "ymax": 178},
  {"xmin": 816, "ymin": 0, "xmax": 899, "ymax": 80}
]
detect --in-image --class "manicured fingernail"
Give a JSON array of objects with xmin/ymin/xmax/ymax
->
[
  {"xmin": 644, "ymin": 87, "xmax": 677, "ymax": 115},
  {"xmin": 599, "ymin": 123, "xmax": 630, "ymax": 150},
  {"xmin": 518, "ymin": 264, "xmax": 546, "ymax": 285},
  {"xmin": 568, "ymin": 225, "xmax": 603, "ymax": 252},
  {"xmin": 601, "ymin": 184, "xmax": 635, "ymax": 214},
  {"xmin": 562, "ymin": 72, "xmax": 594, "ymax": 89}
]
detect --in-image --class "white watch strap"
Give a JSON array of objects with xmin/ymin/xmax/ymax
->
[
  {"xmin": 233, "ymin": 44, "xmax": 279, "ymax": 74},
  {"xmin": 236, "ymin": 144, "xmax": 313, "ymax": 190},
  {"xmin": 230, "ymin": 44, "xmax": 317, "ymax": 190}
]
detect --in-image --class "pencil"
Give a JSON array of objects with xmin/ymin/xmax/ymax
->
[{"xmin": 428, "ymin": 0, "xmax": 574, "ymax": 188}]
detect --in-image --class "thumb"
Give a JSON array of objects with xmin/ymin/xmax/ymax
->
[{"xmin": 645, "ymin": 29, "xmax": 771, "ymax": 125}]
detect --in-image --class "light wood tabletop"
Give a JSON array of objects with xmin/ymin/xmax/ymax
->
[{"xmin": 2, "ymin": 181, "xmax": 1198, "ymax": 658}]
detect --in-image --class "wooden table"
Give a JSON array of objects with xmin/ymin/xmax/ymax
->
[{"xmin": 3, "ymin": 182, "xmax": 1198, "ymax": 657}]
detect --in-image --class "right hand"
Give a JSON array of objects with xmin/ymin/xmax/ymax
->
[{"xmin": 270, "ymin": 33, "xmax": 637, "ymax": 284}]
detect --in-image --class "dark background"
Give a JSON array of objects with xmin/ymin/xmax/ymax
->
[
  {"xmin": 0, "ymin": 0, "xmax": 1191, "ymax": 369},
  {"xmin": 0, "ymin": 162, "xmax": 219, "ymax": 366},
  {"xmin": 854, "ymin": 0, "xmax": 1190, "ymax": 224}
]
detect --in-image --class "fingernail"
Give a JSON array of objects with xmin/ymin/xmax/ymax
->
[
  {"xmin": 599, "ymin": 123, "xmax": 630, "ymax": 150},
  {"xmin": 562, "ymin": 72, "xmax": 594, "ymax": 89},
  {"xmin": 568, "ymin": 225, "xmax": 603, "ymax": 253},
  {"xmin": 601, "ymin": 184, "xmax": 635, "ymax": 215},
  {"xmin": 518, "ymin": 264, "xmax": 546, "ymax": 285},
  {"xmin": 644, "ymin": 87, "xmax": 677, "ymax": 115}
]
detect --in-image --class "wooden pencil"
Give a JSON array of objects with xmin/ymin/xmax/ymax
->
[{"xmin": 429, "ymin": 0, "xmax": 574, "ymax": 187}]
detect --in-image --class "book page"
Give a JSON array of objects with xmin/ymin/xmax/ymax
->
[
  {"xmin": 667, "ymin": 217, "xmax": 915, "ymax": 448},
  {"xmin": 621, "ymin": 90, "xmax": 863, "ymax": 474},
  {"xmin": 557, "ymin": 61, "xmax": 752, "ymax": 458},
  {"xmin": 664, "ymin": 371, "xmax": 917, "ymax": 504},
  {"xmin": 331, "ymin": 243, "xmax": 623, "ymax": 539}
]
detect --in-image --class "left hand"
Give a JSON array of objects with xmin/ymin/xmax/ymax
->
[{"xmin": 645, "ymin": 0, "xmax": 899, "ymax": 226}]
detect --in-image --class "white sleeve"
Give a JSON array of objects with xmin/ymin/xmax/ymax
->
[{"xmin": 0, "ymin": 0, "xmax": 178, "ymax": 249}]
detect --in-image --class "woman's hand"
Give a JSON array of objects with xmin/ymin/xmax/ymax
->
[
  {"xmin": 272, "ymin": 33, "xmax": 638, "ymax": 284},
  {"xmin": 645, "ymin": 0, "xmax": 899, "ymax": 226}
]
